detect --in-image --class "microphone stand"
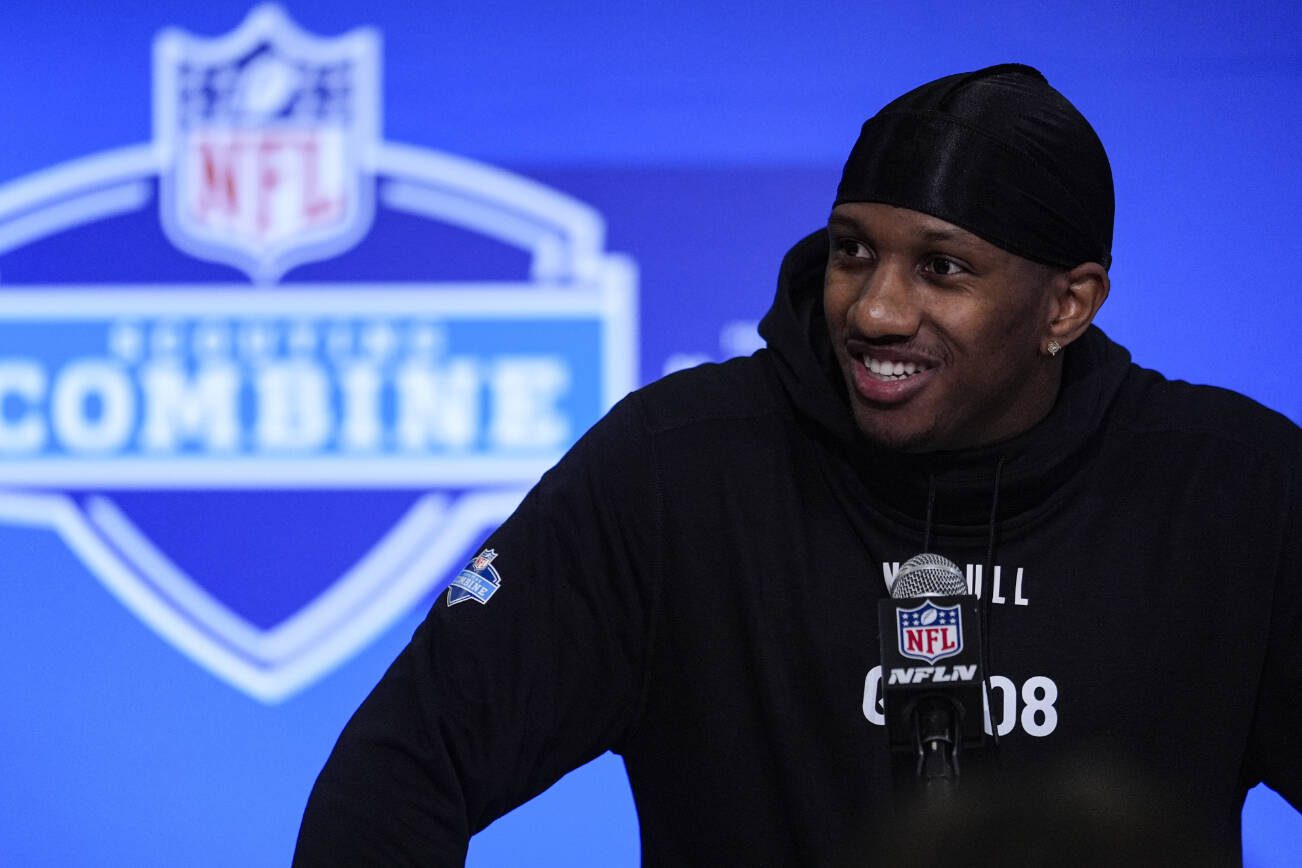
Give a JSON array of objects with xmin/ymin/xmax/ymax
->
[{"xmin": 912, "ymin": 696, "xmax": 961, "ymax": 803}]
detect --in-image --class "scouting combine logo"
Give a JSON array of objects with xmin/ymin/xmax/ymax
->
[
  {"xmin": 896, "ymin": 601, "xmax": 963, "ymax": 665},
  {"xmin": 0, "ymin": 6, "xmax": 636, "ymax": 702},
  {"xmin": 447, "ymin": 548, "xmax": 502, "ymax": 606}
]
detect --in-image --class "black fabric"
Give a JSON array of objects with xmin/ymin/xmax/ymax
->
[{"xmin": 835, "ymin": 64, "xmax": 1114, "ymax": 269}]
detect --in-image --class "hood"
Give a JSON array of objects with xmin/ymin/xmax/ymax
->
[{"xmin": 757, "ymin": 229, "xmax": 1132, "ymax": 529}]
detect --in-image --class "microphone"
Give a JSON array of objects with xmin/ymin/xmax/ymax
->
[{"xmin": 878, "ymin": 553, "xmax": 986, "ymax": 802}]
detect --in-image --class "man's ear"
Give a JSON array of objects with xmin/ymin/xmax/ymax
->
[{"xmin": 1047, "ymin": 262, "xmax": 1109, "ymax": 347}]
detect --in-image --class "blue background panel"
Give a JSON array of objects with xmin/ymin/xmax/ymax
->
[{"xmin": 0, "ymin": 2, "xmax": 1298, "ymax": 866}]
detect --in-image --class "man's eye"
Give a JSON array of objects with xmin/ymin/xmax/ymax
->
[
  {"xmin": 924, "ymin": 256, "xmax": 965, "ymax": 276},
  {"xmin": 835, "ymin": 238, "xmax": 872, "ymax": 259}
]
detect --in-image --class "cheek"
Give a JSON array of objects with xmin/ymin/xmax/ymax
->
[
  {"xmin": 957, "ymin": 293, "xmax": 1045, "ymax": 353},
  {"xmin": 822, "ymin": 283, "xmax": 854, "ymax": 336}
]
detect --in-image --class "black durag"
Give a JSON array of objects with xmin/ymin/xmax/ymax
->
[{"xmin": 835, "ymin": 64, "xmax": 1113, "ymax": 269}]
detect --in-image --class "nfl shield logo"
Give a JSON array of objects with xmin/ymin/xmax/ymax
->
[
  {"xmin": 155, "ymin": 5, "xmax": 378, "ymax": 283},
  {"xmin": 0, "ymin": 5, "xmax": 636, "ymax": 704},
  {"xmin": 896, "ymin": 600, "xmax": 963, "ymax": 665},
  {"xmin": 470, "ymin": 549, "xmax": 498, "ymax": 573}
]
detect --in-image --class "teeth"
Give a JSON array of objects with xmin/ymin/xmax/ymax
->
[{"xmin": 863, "ymin": 356, "xmax": 928, "ymax": 380}]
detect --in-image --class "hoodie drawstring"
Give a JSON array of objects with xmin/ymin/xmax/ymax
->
[
  {"xmin": 981, "ymin": 455, "xmax": 1006, "ymax": 755},
  {"xmin": 922, "ymin": 473, "xmax": 937, "ymax": 554}
]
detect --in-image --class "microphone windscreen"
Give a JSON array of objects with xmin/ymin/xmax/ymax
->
[{"xmin": 892, "ymin": 552, "xmax": 967, "ymax": 598}]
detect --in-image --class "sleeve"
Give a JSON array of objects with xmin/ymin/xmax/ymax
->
[
  {"xmin": 1243, "ymin": 447, "xmax": 1302, "ymax": 812},
  {"xmin": 293, "ymin": 395, "xmax": 663, "ymax": 866}
]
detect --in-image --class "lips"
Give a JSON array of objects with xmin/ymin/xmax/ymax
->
[{"xmin": 848, "ymin": 350, "xmax": 938, "ymax": 404}]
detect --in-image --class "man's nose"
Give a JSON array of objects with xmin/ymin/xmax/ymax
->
[{"xmin": 849, "ymin": 261, "xmax": 921, "ymax": 338}]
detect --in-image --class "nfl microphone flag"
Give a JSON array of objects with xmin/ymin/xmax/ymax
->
[{"xmin": 878, "ymin": 593, "xmax": 986, "ymax": 757}]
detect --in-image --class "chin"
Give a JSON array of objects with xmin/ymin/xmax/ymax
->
[{"xmin": 852, "ymin": 412, "xmax": 940, "ymax": 454}]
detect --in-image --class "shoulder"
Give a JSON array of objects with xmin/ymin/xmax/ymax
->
[
  {"xmin": 1109, "ymin": 363, "xmax": 1300, "ymax": 468},
  {"xmin": 540, "ymin": 352, "xmax": 787, "ymax": 485},
  {"xmin": 626, "ymin": 352, "xmax": 787, "ymax": 436}
]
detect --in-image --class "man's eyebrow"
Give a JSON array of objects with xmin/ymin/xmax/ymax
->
[
  {"xmin": 827, "ymin": 214, "xmax": 978, "ymax": 246},
  {"xmin": 919, "ymin": 226, "xmax": 964, "ymax": 240},
  {"xmin": 918, "ymin": 226, "xmax": 981, "ymax": 247}
]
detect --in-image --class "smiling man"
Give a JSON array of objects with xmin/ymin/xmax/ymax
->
[
  {"xmin": 298, "ymin": 65, "xmax": 1300, "ymax": 865},
  {"xmin": 820, "ymin": 63, "xmax": 1113, "ymax": 455}
]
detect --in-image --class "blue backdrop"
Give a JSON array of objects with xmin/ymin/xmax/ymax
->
[{"xmin": 0, "ymin": 2, "xmax": 1298, "ymax": 865}]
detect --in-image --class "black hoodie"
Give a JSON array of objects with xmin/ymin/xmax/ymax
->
[{"xmin": 297, "ymin": 233, "xmax": 1301, "ymax": 866}]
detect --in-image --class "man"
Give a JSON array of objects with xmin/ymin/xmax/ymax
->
[{"xmin": 296, "ymin": 64, "xmax": 1300, "ymax": 864}]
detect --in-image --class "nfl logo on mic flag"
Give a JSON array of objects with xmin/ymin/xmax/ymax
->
[
  {"xmin": 896, "ymin": 600, "xmax": 963, "ymax": 665},
  {"xmin": 0, "ymin": 5, "xmax": 636, "ymax": 703}
]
